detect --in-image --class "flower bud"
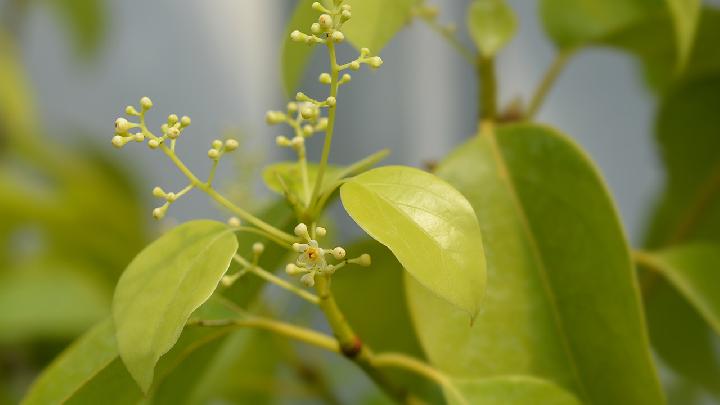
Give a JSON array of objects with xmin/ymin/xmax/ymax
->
[
  {"xmin": 286, "ymin": 263, "xmax": 302, "ymax": 275},
  {"xmin": 331, "ymin": 31, "xmax": 345, "ymax": 43},
  {"xmin": 152, "ymin": 186, "xmax": 165, "ymax": 197},
  {"xmin": 126, "ymin": 105, "xmax": 139, "ymax": 116},
  {"xmin": 303, "ymin": 125, "xmax": 314, "ymax": 136},
  {"xmin": 368, "ymin": 56, "xmax": 383, "ymax": 68},
  {"xmin": 152, "ymin": 205, "xmax": 167, "ymax": 220},
  {"xmin": 208, "ymin": 149, "xmax": 220, "ymax": 159},
  {"xmin": 112, "ymin": 135, "xmax": 125, "ymax": 148},
  {"xmin": 356, "ymin": 254, "xmax": 371, "ymax": 266},
  {"xmin": 311, "ymin": 2, "xmax": 326, "ymax": 12},
  {"xmin": 326, "ymin": 96, "xmax": 336, "ymax": 107},
  {"xmin": 167, "ymin": 114, "xmax": 178, "ymax": 125},
  {"xmin": 341, "ymin": 4, "xmax": 351, "ymax": 11},
  {"xmin": 332, "ymin": 247, "xmax": 346, "ymax": 260},
  {"xmin": 167, "ymin": 127, "xmax": 180, "ymax": 139},
  {"xmin": 140, "ymin": 96, "xmax": 153, "ymax": 110},
  {"xmin": 315, "ymin": 118, "xmax": 328, "ymax": 131},
  {"xmin": 291, "ymin": 136, "xmax": 304, "ymax": 148},
  {"xmin": 311, "ymin": 23, "xmax": 321, "ymax": 34},
  {"xmin": 287, "ymin": 102, "xmax": 298, "ymax": 113},
  {"xmin": 180, "ymin": 116, "xmax": 191, "ymax": 127},
  {"xmin": 225, "ymin": 139, "xmax": 239, "ymax": 151},
  {"xmin": 265, "ymin": 111, "xmax": 286, "ymax": 125},
  {"xmin": 318, "ymin": 14, "xmax": 333, "ymax": 30},
  {"xmin": 148, "ymin": 139, "xmax": 160, "ymax": 149},
  {"xmin": 115, "ymin": 118, "xmax": 130, "ymax": 134},
  {"xmin": 228, "ymin": 216, "xmax": 241, "ymax": 227},
  {"xmin": 300, "ymin": 106, "xmax": 316, "ymax": 120},
  {"xmin": 315, "ymin": 226, "xmax": 327, "ymax": 237},
  {"xmin": 360, "ymin": 48, "xmax": 370, "ymax": 57},
  {"xmin": 349, "ymin": 61, "xmax": 360, "ymax": 70},
  {"xmin": 276, "ymin": 135, "xmax": 291, "ymax": 146},
  {"xmin": 212, "ymin": 139, "xmax": 223, "ymax": 150},
  {"xmin": 253, "ymin": 242, "xmax": 265, "ymax": 255},
  {"xmin": 290, "ymin": 30, "xmax": 306, "ymax": 42},
  {"xmin": 161, "ymin": 123, "xmax": 169, "ymax": 133},
  {"xmin": 301, "ymin": 273, "xmax": 316, "ymax": 287},
  {"xmin": 318, "ymin": 73, "xmax": 332, "ymax": 84},
  {"xmin": 166, "ymin": 192, "xmax": 177, "ymax": 202},
  {"xmin": 294, "ymin": 223, "xmax": 309, "ymax": 237},
  {"xmin": 134, "ymin": 133, "xmax": 145, "ymax": 142},
  {"xmin": 341, "ymin": 10, "xmax": 352, "ymax": 21}
]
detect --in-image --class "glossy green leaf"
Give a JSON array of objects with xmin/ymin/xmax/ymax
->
[
  {"xmin": 340, "ymin": 165, "xmax": 486, "ymax": 318},
  {"xmin": 645, "ymin": 75, "xmax": 720, "ymax": 247},
  {"xmin": 263, "ymin": 161, "xmax": 342, "ymax": 199},
  {"xmin": 341, "ymin": 0, "xmax": 420, "ymax": 52},
  {"xmin": 407, "ymin": 124, "xmax": 663, "ymax": 404},
  {"xmin": 281, "ymin": 0, "xmax": 317, "ymax": 96},
  {"xmin": 641, "ymin": 244, "xmax": 720, "ymax": 333},
  {"xmin": 450, "ymin": 376, "xmax": 581, "ymax": 405},
  {"xmin": 466, "ymin": 0, "xmax": 518, "ymax": 58},
  {"xmin": 113, "ymin": 220, "xmax": 238, "ymax": 392}
]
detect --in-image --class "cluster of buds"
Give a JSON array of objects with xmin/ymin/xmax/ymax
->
[
  {"xmin": 285, "ymin": 223, "xmax": 371, "ymax": 287},
  {"xmin": 112, "ymin": 97, "xmax": 192, "ymax": 150},
  {"xmin": 290, "ymin": 2, "xmax": 353, "ymax": 46},
  {"xmin": 268, "ymin": 100, "xmax": 328, "ymax": 153},
  {"xmin": 207, "ymin": 138, "xmax": 239, "ymax": 160}
]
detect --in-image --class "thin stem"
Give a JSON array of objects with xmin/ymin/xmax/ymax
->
[
  {"xmin": 233, "ymin": 226, "xmax": 292, "ymax": 249},
  {"xmin": 188, "ymin": 317, "xmax": 338, "ymax": 353},
  {"xmin": 207, "ymin": 159, "xmax": 219, "ymax": 185},
  {"xmin": 418, "ymin": 15, "xmax": 475, "ymax": 66},
  {"xmin": 233, "ymin": 255, "xmax": 320, "ymax": 305},
  {"xmin": 525, "ymin": 48, "xmax": 576, "ymax": 120},
  {"xmin": 373, "ymin": 353, "xmax": 469, "ymax": 405},
  {"xmin": 310, "ymin": 41, "xmax": 340, "ymax": 208},
  {"xmin": 478, "ymin": 56, "xmax": 497, "ymax": 121}
]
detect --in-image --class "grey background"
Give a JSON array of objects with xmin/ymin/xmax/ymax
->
[{"xmin": 19, "ymin": 0, "xmax": 664, "ymax": 244}]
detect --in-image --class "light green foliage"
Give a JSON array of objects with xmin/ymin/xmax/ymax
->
[
  {"xmin": 665, "ymin": 0, "xmax": 701, "ymax": 68},
  {"xmin": 407, "ymin": 124, "xmax": 663, "ymax": 404},
  {"xmin": 112, "ymin": 221, "xmax": 238, "ymax": 392},
  {"xmin": 263, "ymin": 161, "xmax": 342, "ymax": 198},
  {"xmin": 49, "ymin": 0, "xmax": 106, "ymax": 57},
  {"xmin": 450, "ymin": 376, "xmax": 581, "ymax": 405},
  {"xmin": 466, "ymin": 0, "xmax": 517, "ymax": 58},
  {"xmin": 340, "ymin": 0, "xmax": 420, "ymax": 52},
  {"xmin": 340, "ymin": 166, "xmax": 486, "ymax": 318},
  {"xmin": 282, "ymin": 0, "xmax": 317, "ymax": 96}
]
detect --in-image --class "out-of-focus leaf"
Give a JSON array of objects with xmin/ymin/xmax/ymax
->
[
  {"xmin": 665, "ymin": 0, "xmax": 701, "ymax": 69},
  {"xmin": 407, "ymin": 124, "xmax": 664, "ymax": 404},
  {"xmin": 466, "ymin": 0, "xmax": 517, "ymax": 58},
  {"xmin": 113, "ymin": 220, "xmax": 238, "ymax": 392},
  {"xmin": 281, "ymin": 0, "xmax": 318, "ymax": 96},
  {"xmin": 263, "ymin": 162, "xmax": 342, "ymax": 200},
  {"xmin": 645, "ymin": 75, "xmax": 720, "ymax": 247},
  {"xmin": 48, "ymin": 0, "xmax": 106, "ymax": 57},
  {"xmin": 0, "ymin": 261, "xmax": 110, "ymax": 344},
  {"xmin": 333, "ymin": 239, "xmax": 443, "ymax": 403},
  {"xmin": 340, "ymin": 166, "xmax": 486, "ymax": 318},
  {"xmin": 0, "ymin": 32, "xmax": 38, "ymax": 142},
  {"xmin": 341, "ymin": 0, "xmax": 420, "ymax": 53},
  {"xmin": 449, "ymin": 376, "xmax": 581, "ymax": 405}
]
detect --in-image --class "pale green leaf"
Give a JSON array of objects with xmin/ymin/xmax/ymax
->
[
  {"xmin": 112, "ymin": 220, "xmax": 238, "ymax": 392},
  {"xmin": 281, "ymin": 0, "xmax": 318, "ymax": 96},
  {"xmin": 466, "ymin": 0, "xmax": 518, "ymax": 58},
  {"xmin": 340, "ymin": 166, "xmax": 486, "ymax": 318},
  {"xmin": 665, "ymin": 0, "xmax": 701, "ymax": 69},
  {"xmin": 341, "ymin": 0, "xmax": 420, "ymax": 52},
  {"xmin": 449, "ymin": 375, "xmax": 581, "ymax": 405},
  {"xmin": 407, "ymin": 124, "xmax": 664, "ymax": 404}
]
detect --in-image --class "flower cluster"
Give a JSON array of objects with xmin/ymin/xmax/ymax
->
[{"xmin": 286, "ymin": 223, "xmax": 371, "ymax": 287}]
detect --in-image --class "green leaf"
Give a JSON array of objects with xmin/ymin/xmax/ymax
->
[
  {"xmin": 263, "ymin": 161, "xmax": 342, "ymax": 199},
  {"xmin": 340, "ymin": 165, "xmax": 486, "ymax": 318},
  {"xmin": 112, "ymin": 220, "xmax": 238, "ymax": 392},
  {"xmin": 281, "ymin": 0, "xmax": 318, "ymax": 96},
  {"xmin": 341, "ymin": 0, "xmax": 420, "ymax": 52},
  {"xmin": 0, "ymin": 33, "xmax": 38, "ymax": 140},
  {"xmin": 49, "ymin": 0, "xmax": 106, "ymax": 57},
  {"xmin": 466, "ymin": 0, "xmax": 518, "ymax": 58},
  {"xmin": 407, "ymin": 124, "xmax": 664, "ymax": 404},
  {"xmin": 640, "ymin": 244, "xmax": 720, "ymax": 333},
  {"xmin": 665, "ymin": 0, "xmax": 701, "ymax": 69},
  {"xmin": 645, "ymin": 74, "xmax": 720, "ymax": 247},
  {"xmin": 449, "ymin": 375, "xmax": 581, "ymax": 405}
]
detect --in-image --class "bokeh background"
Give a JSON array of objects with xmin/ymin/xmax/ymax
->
[{"xmin": 2, "ymin": 0, "xmax": 719, "ymax": 403}]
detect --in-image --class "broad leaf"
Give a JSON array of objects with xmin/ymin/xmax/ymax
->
[
  {"xmin": 407, "ymin": 124, "xmax": 664, "ymax": 404},
  {"xmin": 340, "ymin": 166, "xmax": 486, "ymax": 318},
  {"xmin": 466, "ymin": 0, "xmax": 518, "ymax": 58},
  {"xmin": 341, "ymin": 0, "xmax": 420, "ymax": 52},
  {"xmin": 113, "ymin": 220, "xmax": 238, "ymax": 392},
  {"xmin": 281, "ymin": 0, "xmax": 317, "ymax": 96},
  {"xmin": 450, "ymin": 375, "xmax": 581, "ymax": 405},
  {"xmin": 263, "ymin": 161, "xmax": 342, "ymax": 200}
]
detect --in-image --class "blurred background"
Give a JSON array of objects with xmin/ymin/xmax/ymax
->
[{"xmin": 1, "ymin": 0, "xmax": 718, "ymax": 403}]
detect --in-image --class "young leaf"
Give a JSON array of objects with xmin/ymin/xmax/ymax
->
[
  {"xmin": 449, "ymin": 375, "xmax": 581, "ymax": 405},
  {"xmin": 263, "ymin": 162, "xmax": 342, "ymax": 199},
  {"xmin": 341, "ymin": 0, "xmax": 420, "ymax": 52},
  {"xmin": 112, "ymin": 220, "xmax": 238, "ymax": 392},
  {"xmin": 407, "ymin": 124, "xmax": 664, "ymax": 404},
  {"xmin": 639, "ymin": 244, "xmax": 720, "ymax": 334},
  {"xmin": 281, "ymin": 0, "xmax": 318, "ymax": 96},
  {"xmin": 466, "ymin": 0, "xmax": 518, "ymax": 58},
  {"xmin": 340, "ymin": 166, "xmax": 486, "ymax": 318},
  {"xmin": 665, "ymin": 0, "xmax": 701, "ymax": 69}
]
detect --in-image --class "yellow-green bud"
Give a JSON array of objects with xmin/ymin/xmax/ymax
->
[
  {"xmin": 228, "ymin": 217, "xmax": 241, "ymax": 227},
  {"xmin": 300, "ymin": 106, "xmax": 316, "ymax": 120},
  {"xmin": 290, "ymin": 30, "xmax": 305, "ymax": 42},
  {"xmin": 341, "ymin": 73, "xmax": 352, "ymax": 83},
  {"xmin": 318, "ymin": 73, "xmax": 332, "ymax": 84},
  {"xmin": 152, "ymin": 205, "xmax": 167, "ymax": 220},
  {"xmin": 134, "ymin": 133, "xmax": 145, "ymax": 142},
  {"xmin": 291, "ymin": 136, "xmax": 304, "ymax": 148},
  {"xmin": 286, "ymin": 263, "xmax": 302, "ymax": 275},
  {"xmin": 316, "ymin": 118, "xmax": 328, "ymax": 131},
  {"xmin": 311, "ymin": 23, "xmax": 321, "ymax": 34},
  {"xmin": 331, "ymin": 31, "xmax": 345, "ymax": 43},
  {"xmin": 341, "ymin": 4, "xmax": 351, "ymax": 11},
  {"xmin": 161, "ymin": 123, "xmax": 169, "ymax": 133},
  {"xmin": 276, "ymin": 135, "xmax": 291, "ymax": 146},
  {"xmin": 332, "ymin": 247, "xmax": 346, "ymax": 260},
  {"xmin": 294, "ymin": 223, "xmax": 309, "ymax": 237},
  {"xmin": 208, "ymin": 149, "xmax": 220, "ymax": 159},
  {"xmin": 360, "ymin": 48, "xmax": 370, "ymax": 57},
  {"xmin": 167, "ymin": 127, "xmax": 180, "ymax": 139},
  {"xmin": 287, "ymin": 102, "xmax": 298, "ymax": 113},
  {"xmin": 166, "ymin": 192, "xmax": 177, "ymax": 202},
  {"xmin": 265, "ymin": 111, "xmax": 286, "ymax": 125},
  {"xmin": 180, "ymin": 116, "xmax": 191, "ymax": 127},
  {"xmin": 148, "ymin": 139, "xmax": 160, "ymax": 149},
  {"xmin": 167, "ymin": 114, "xmax": 178, "ymax": 125},
  {"xmin": 350, "ymin": 61, "xmax": 360, "ymax": 70},
  {"xmin": 368, "ymin": 56, "xmax": 383, "ymax": 68},
  {"xmin": 318, "ymin": 14, "xmax": 333, "ymax": 30},
  {"xmin": 341, "ymin": 10, "xmax": 352, "ymax": 21},
  {"xmin": 303, "ymin": 125, "xmax": 314, "ymax": 136},
  {"xmin": 252, "ymin": 242, "xmax": 265, "ymax": 255},
  {"xmin": 140, "ymin": 96, "xmax": 153, "ymax": 110},
  {"xmin": 326, "ymin": 96, "xmax": 336, "ymax": 107},
  {"xmin": 115, "ymin": 118, "xmax": 130, "ymax": 134},
  {"xmin": 225, "ymin": 139, "xmax": 239, "ymax": 151},
  {"xmin": 356, "ymin": 254, "xmax": 371, "ymax": 266},
  {"xmin": 212, "ymin": 139, "xmax": 223, "ymax": 150},
  {"xmin": 153, "ymin": 186, "xmax": 165, "ymax": 197},
  {"xmin": 112, "ymin": 135, "xmax": 125, "ymax": 148},
  {"xmin": 125, "ymin": 105, "xmax": 139, "ymax": 116},
  {"xmin": 315, "ymin": 226, "xmax": 327, "ymax": 237},
  {"xmin": 301, "ymin": 273, "xmax": 315, "ymax": 287},
  {"xmin": 311, "ymin": 2, "xmax": 326, "ymax": 12}
]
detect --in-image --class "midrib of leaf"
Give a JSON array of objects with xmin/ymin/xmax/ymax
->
[
  {"xmin": 146, "ymin": 229, "xmax": 233, "ymax": 362},
  {"xmin": 484, "ymin": 132, "xmax": 589, "ymax": 401},
  {"xmin": 666, "ymin": 162, "xmax": 720, "ymax": 245}
]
